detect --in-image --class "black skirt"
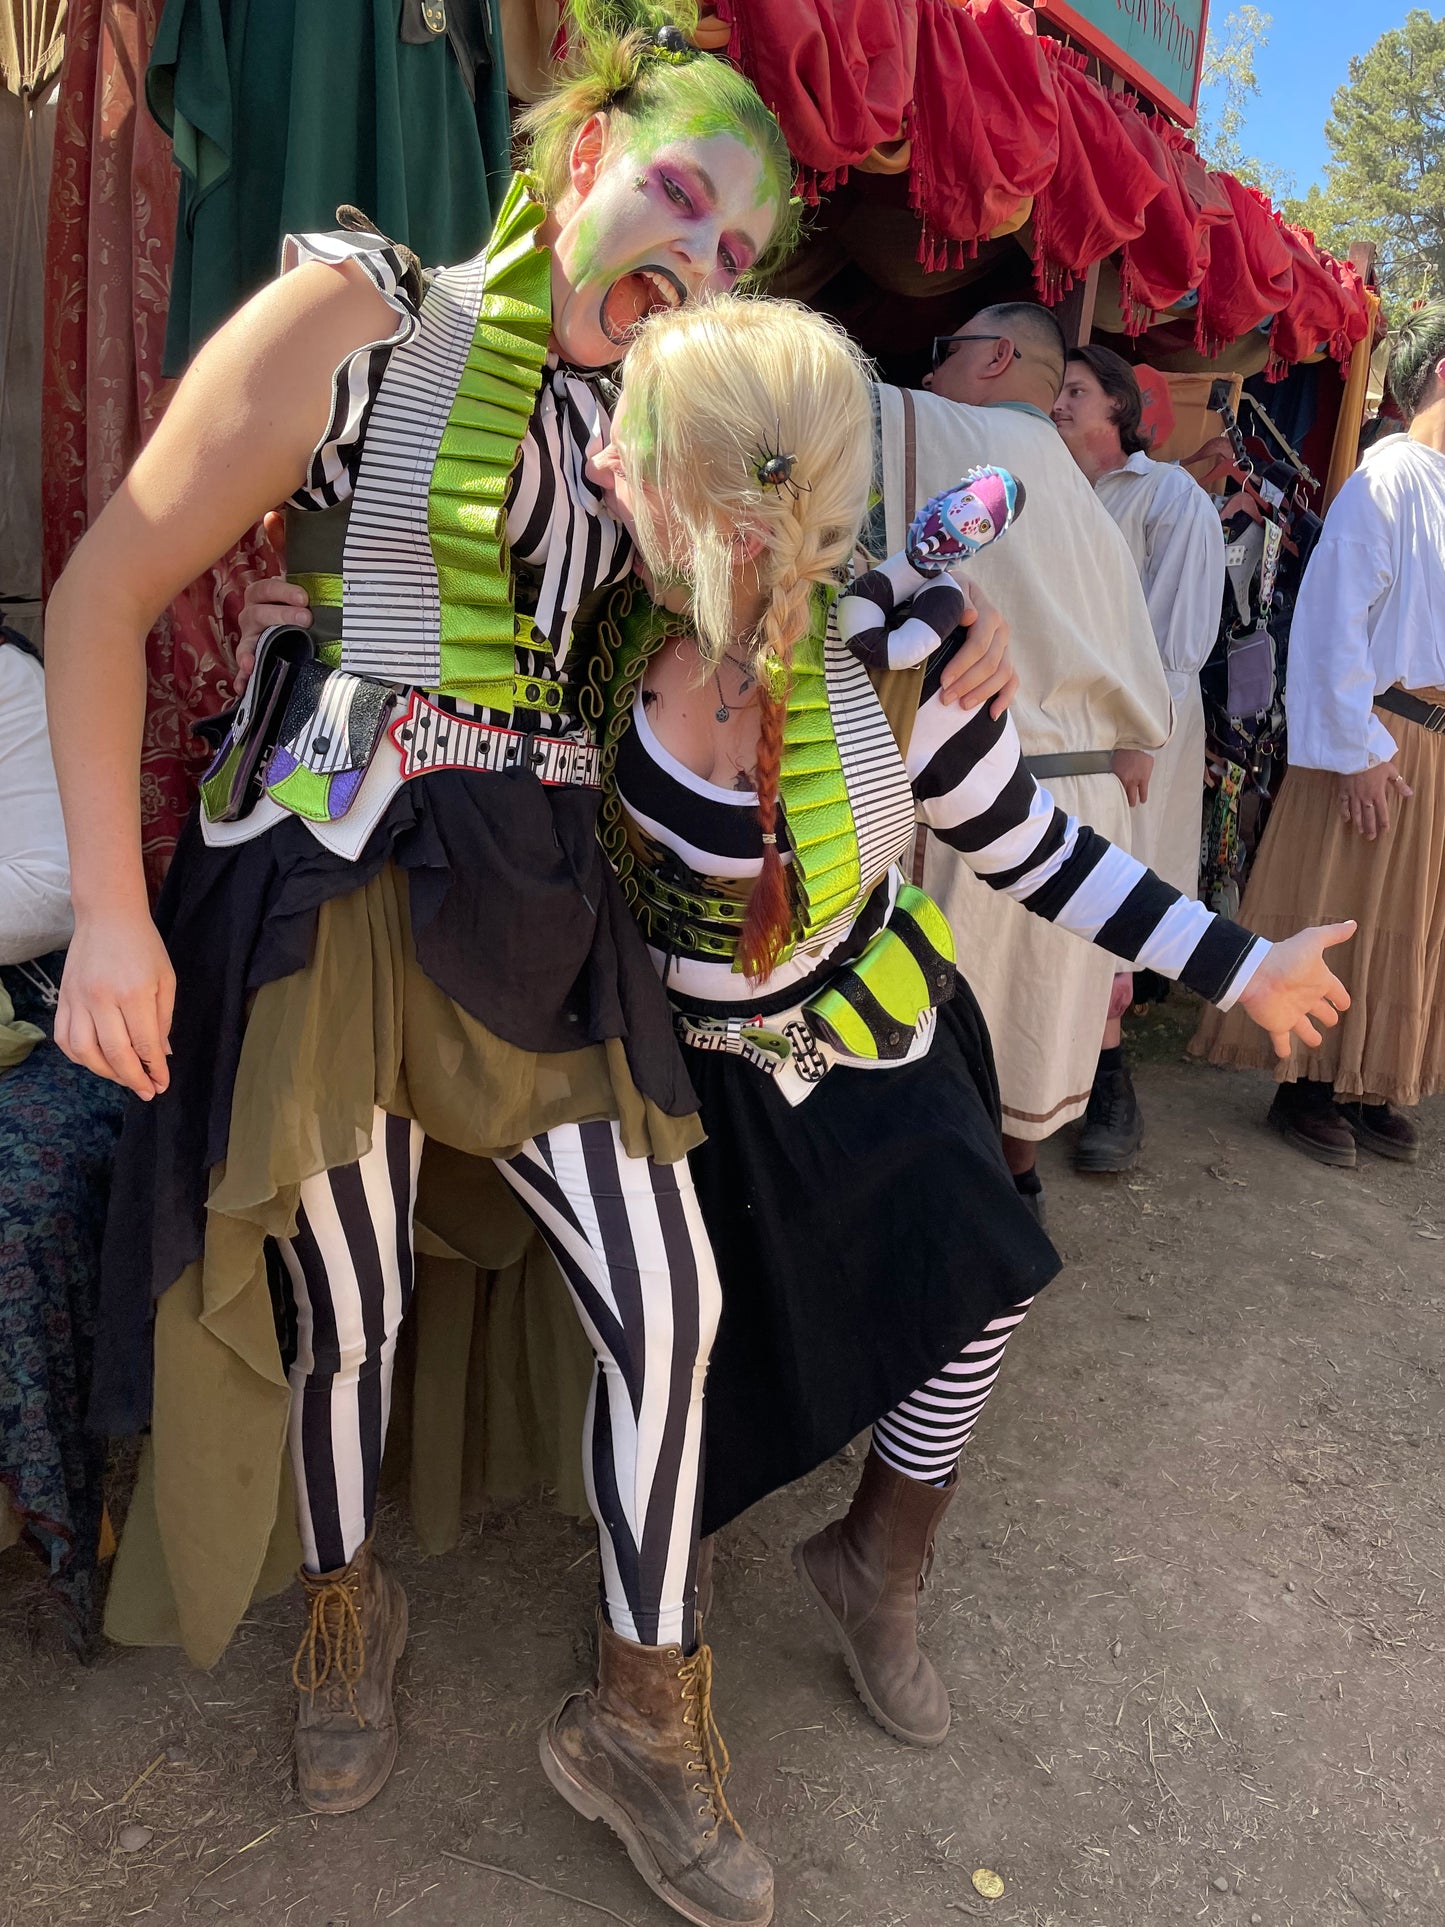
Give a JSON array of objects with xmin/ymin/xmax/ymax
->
[
  {"xmin": 691, "ymin": 980, "xmax": 1060, "ymax": 1535},
  {"xmin": 91, "ymin": 768, "xmax": 698, "ymax": 1434}
]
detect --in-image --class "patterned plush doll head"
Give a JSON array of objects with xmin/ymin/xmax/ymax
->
[{"xmin": 906, "ymin": 466, "xmax": 1025, "ymax": 575}]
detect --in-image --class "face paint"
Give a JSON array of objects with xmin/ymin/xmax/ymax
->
[{"xmin": 548, "ymin": 119, "xmax": 779, "ymax": 369}]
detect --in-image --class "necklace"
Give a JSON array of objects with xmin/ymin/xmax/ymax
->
[{"xmin": 712, "ymin": 650, "xmax": 759, "ymax": 723}]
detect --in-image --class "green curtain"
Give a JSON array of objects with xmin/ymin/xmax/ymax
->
[{"xmin": 148, "ymin": 0, "xmax": 512, "ymax": 374}]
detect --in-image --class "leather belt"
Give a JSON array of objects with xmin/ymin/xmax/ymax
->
[
  {"xmin": 1374, "ymin": 686, "xmax": 1445, "ymax": 734},
  {"xmin": 1025, "ymin": 749, "xmax": 1116, "ymax": 778},
  {"xmin": 390, "ymin": 690, "xmax": 602, "ymax": 787}
]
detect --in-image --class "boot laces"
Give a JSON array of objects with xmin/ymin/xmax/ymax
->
[
  {"xmin": 678, "ymin": 1643, "xmax": 738, "ymax": 1839},
  {"xmin": 292, "ymin": 1568, "xmax": 367, "ymax": 1726}
]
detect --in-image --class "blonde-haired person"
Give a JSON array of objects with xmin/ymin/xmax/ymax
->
[
  {"xmin": 576, "ymin": 294, "xmax": 1355, "ymax": 1753},
  {"xmin": 44, "ymin": 8, "xmax": 800, "ymax": 1919}
]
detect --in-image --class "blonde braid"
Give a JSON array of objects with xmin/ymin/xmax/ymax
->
[{"xmin": 736, "ymin": 510, "xmax": 831, "ymax": 982}]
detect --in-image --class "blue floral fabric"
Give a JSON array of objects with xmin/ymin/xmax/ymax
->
[{"xmin": 0, "ymin": 953, "xmax": 127, "ymax": 1643}]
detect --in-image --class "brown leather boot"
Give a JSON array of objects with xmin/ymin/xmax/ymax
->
[
  {"xmin": 541, "ymin": 1620, "xmax": 774, "ymax": 1927},
  {"xmin": 793, "ymin": 1448, "xmax": 956, "ymax": 1747},
  {"xmin": 292, "ymin": 1537, "xmax": 408, "ymax": 1814}
]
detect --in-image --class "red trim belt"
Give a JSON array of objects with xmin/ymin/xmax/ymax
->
[{"xmin": 390, "ymin": 690, "xmax": 602, "ymax": 788}]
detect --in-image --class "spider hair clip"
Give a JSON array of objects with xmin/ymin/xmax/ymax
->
[
  {"xmin": 650, "ymin": 22, "xmax": 694, "ymax": 60},
  {"xmin": 752, "ymin": 445, "xmax": 810, "ymax": 502}
]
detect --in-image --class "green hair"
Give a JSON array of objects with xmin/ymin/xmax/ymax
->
[
  {"xmin": 1388, "ymin": 303, "xmax": 1445, "ymax": 420},
  {"xmin": 517, "ymin": 0, "xmax": 800, "ymax": 281}
]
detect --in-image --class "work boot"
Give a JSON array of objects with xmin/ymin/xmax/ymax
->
[
  {"xmin": 1336, "ymin": 1099, "xmax": 1420, "ymax": 1164},
  {"xmin": 292, "ymin": 1537, "xmax": 408, "ymax": 1814},
  {"xmin": 1267, "ymin": 1079, "xmax": 1357, "ymax": 1168},
  {"xmin": 541, "ymin": 1619, "xmax": 774, "ymax": 1927},
  {"xmin": 793, "ymin": 1448, "xmax": 956, "ymax": 1747},
  {"xmin": 1075, "ymin": 1061, "xmax": 1144, "ymax": 1172}
]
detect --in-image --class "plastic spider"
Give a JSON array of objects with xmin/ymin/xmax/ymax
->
[{"xmin": 752, "ymin": 444, "xmax": 810, "ymax": 501}]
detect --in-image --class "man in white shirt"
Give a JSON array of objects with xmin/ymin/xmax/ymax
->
[
  {"xmin": 1052, "ymin": 346, "xmax": 1225, "ymax": 1172},
  {"xmin": 875, "ymin": 305, "xmax": 1173, "ymax": 1222},
  {"xmin": 1193, "ymin": 304, "xmax": 1445, "ymax": 1164}
]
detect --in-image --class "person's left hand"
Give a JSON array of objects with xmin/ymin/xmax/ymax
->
[
  {"xmin": 938, "ymin": 581, "xmax": 1018, "ymax": 717},
  {"xmin": 1338, "ymin": 760, "xmax": 1413, "ymax": 840},
  {"xmin": 1113, "ymin": 747, "xmax": 1154, "ymax": 806},
  {"xmin": 1236, "ymin": 920, "xmax": 1355, "ymax": 1058}
]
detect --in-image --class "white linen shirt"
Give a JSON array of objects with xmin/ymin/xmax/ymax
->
[
  {"xmin": 1285, "ymin": 433, "xmax": 1445, "ymax": 773},
  {"xmin": 1094, "ymin": 450, "xmax": 1225, "ymax": 699},
  {"xmin": 0, "ymin": 643, "xmax": 74, "ymax": 966}
]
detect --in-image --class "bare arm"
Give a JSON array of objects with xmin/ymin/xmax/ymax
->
[{"xmin": 45, "ymin": 261, "xmax": 395, "ymax": 1096}]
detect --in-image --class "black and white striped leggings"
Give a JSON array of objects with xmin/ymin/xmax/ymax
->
[
  {"xmin": 272, "ymin": 1108, "xmax": 720, "ymax": 1649},
  {"xmin": 872, "ymin": 1298, "xmax": 1035, "ymax": 1485}
]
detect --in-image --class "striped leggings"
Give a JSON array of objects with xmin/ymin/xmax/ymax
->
[
  {"xmin": 272, "ymin": 1109, "xmax": 720, "ymax": 1649},
  {"xmin": 872, "ymin": 1298, "xmax": 1035, "ymax": 1485}
]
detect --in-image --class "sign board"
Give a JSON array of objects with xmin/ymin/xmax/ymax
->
[{"xmin": 1034, "ymin": 0, "xmax": 1209, "ymax": 125}]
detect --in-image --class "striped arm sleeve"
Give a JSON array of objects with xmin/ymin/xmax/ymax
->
[{"xmin": 906, "ymin": 661, "xmax": 1269, "ymax": 1010}]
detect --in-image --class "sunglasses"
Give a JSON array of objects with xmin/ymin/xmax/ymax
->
[{"xmin": 930, "ymin": 331, "xmax": 1008, "ymax": 372}]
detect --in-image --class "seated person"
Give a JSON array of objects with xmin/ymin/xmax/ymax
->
[{"xmin": 0, "ymin": 619, "xmax": 127, "ymax": 1646}]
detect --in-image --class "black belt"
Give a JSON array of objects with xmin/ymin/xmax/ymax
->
[
  {"xmin": 1374, "ymin": 687, "xmax": 1445, "ymax": 734},
  {"xmin": 1025, "ymin": 750, "xmax": 1116, "ymax": 778}
]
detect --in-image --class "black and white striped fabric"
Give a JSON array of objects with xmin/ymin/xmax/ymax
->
[
  {"xmin": 283, "ymin": 230, "xmax": 632, "ymax": 677},
  {"xmin": 617, "ymin": 614, "xmax": 1269, "ymax": 1014},
  {"xmin": 275, "ymin": 1107, "xmax": 716, "ymax": 1649},
  {"xmin": 498, "ymin": 1121, "xmax": 719, "ymax": 1649},
  {"xmin": 836, "ymin": 554, "xmax": 967, "ymax": 672},
  {"xmin": 872, "ymin": 1298, "xmax": 1034, "ymax": 1486},
  {"xmin": 275, "ymin": 1110, "xmax": 423, "ymax": 1574}
]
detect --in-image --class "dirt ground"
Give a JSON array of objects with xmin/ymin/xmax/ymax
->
[{"xmin": 3, "ymin": 1004, "xmax": 1443, "ymax": 1927}]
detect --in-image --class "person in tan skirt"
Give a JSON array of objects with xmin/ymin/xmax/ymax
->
[{"xmin": 1192, "ymin": 304, "xmax": 1445, "ymax": 1165}]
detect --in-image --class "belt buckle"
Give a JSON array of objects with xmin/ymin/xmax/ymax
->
[{"xmin": 1425, "ymin": 701, "xmax": 1445, "ymax": 732}]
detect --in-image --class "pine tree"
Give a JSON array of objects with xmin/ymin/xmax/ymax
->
[{"xmin": 1283, "ymin": 10, "xmax": 1445, "ymax": 310}]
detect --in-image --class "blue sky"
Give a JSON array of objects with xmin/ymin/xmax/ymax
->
[{"xmin": 1199, "ymin": 0, "xmax": 1421, "ymax": 195}]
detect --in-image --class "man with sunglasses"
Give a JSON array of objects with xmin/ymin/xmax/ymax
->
[{"xmin": 874, "ymin": 303, "xmax": 1173, "ymax": 1224}]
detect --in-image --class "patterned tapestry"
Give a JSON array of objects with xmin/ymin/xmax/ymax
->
[{"xmin": 40, "ymin": 0, "xmax": 268, "ymax": 896}]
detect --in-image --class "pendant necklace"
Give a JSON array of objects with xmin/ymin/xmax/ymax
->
[{"xmin": 713, "ymin": 650, "xmax": 759, "ymax": 723}]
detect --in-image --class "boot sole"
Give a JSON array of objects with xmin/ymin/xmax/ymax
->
[
  {"xmin": 538, "ymin": 1719, "xmax": 774, "ymax": 1927},
  {"xmin": 1343, "ymin": 1121, "xmax": 1420, "ymax": 1164},
  {"xmin": 1268, "ymin": 1111, "xmax": 1357, "ymax": 1168},
  {"xmin": 1073, "ymin": 1137, "xmax": 1142, "ymax": 1174},
  {"xmin": 296, "ymin": 1587, "xmax": 408, "ymax": 1816},
  {"xmin": 791, "ymin": 1544, "xmax": 951, "ymax": 1749}
]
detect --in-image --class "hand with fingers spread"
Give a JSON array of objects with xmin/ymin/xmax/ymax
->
[
  {"xmin": 1236, "ymin": 920, "xmax": 1356, "ymax": 1058},
  {"xmin": 1337, "ymin": 761, "xmax": 1413, "ymax": 841},
  {"xmin": 55, "ymin": 911, "xmax": 177, "ymax": 1099},
  {"xmin": 937, "ymin": 581, "xmax": 1018, "ymax": 718},
  {"xmin": 236, "ymin": 511, "xmax": 308, "ymax": 691}
]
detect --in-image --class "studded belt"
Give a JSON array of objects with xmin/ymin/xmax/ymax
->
[{"xmin": 390, "ymin": 690, "xmax": 602, "ymax": 787}]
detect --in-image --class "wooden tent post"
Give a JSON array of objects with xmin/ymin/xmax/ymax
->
[{"xmin": 1056, "ymin": 259, "xmax": 1100, "ymax": 349}]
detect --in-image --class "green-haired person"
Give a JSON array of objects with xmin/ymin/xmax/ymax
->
[{"xmin": 43, "ymin": 9, "xmax": 794, "ymax": 1918}]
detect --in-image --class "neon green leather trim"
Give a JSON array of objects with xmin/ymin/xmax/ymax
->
[
  {"xmin": 894, "ymin": 882, "xmax": 956, "ymax": 963},
  {"xmin": 780, "ymin": 590, "xmax": 860, "ymax": 954},
  {"xmin": 805, "ymin": 986, "xmax": 879, "ymax": 1059},
  {"xmin": 429, "ymin": 175, "xmax": 553, "ymax": 711},
  {"xmin": 290, "ymin": 571, "xmax": 344, "ymax": 608}
]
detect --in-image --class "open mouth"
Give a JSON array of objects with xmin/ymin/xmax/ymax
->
[{"xmin": 599, "ymin": 265, "xmax": 688, "ymax": 346}]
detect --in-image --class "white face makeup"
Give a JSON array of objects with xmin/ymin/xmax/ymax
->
[{"xmin": 549, "ymin": 118, "xmax": 775, "ymax": 369}]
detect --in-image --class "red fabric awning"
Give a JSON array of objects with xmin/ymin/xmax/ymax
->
[
  {"xmin": 1031, "ymin": 43, "xmax": 1163, "ymax": 302},
  {"xmin": 1113, "ymin": 107, "xmax": 1229, "ymax": 333},
  {"xmin": 1193, "ymin": 174, "xmax": 1294, "ymax": 358},
  {"xmin": 724, "ymin": 0, "xmax": 915, "ymax": 196},
  {"xmin": 908, "ymin": 0, "xmax": 1058, "ymax": 269},
  {"xmin": 1265, "ymin": 219, "xmax": 1359, "ymax": 378}
]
